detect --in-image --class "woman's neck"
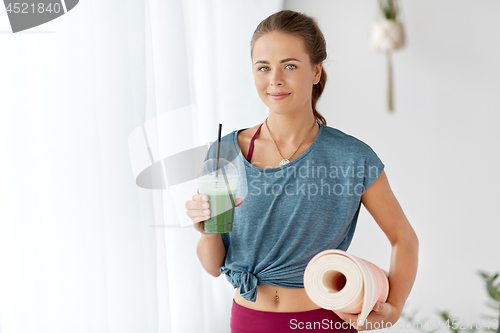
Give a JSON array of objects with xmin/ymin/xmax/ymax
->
[{"xmin": 264, "ymin": 112, "xmax": 318, "ymax": 147}]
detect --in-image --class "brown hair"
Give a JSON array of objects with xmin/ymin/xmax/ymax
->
[{"xmin": 250, "ymin": 10, "xmax": 328, "ymax": 125}]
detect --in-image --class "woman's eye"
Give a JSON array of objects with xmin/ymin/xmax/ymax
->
[{"xmin": 258, "ymin": 64, "xmax": 295, "ymax": 72}]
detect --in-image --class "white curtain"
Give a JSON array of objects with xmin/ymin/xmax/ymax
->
[{"xmin": 0, "ymin": 0, "xmax": 283, "ymax": 332}]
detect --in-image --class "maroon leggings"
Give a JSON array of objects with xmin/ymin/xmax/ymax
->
[{"xmin": 230, "ymin": 299, "xmax": 358, "ymax": 333}]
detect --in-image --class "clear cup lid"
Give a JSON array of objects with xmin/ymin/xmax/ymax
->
[{"xmin": 197, "ymin": 158, "xmax": 238, "ymax": 179}]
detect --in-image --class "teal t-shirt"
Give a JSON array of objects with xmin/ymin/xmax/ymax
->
[{"xmin": 204, "ymin": 123, "xmax": 384, "ymax": 302}]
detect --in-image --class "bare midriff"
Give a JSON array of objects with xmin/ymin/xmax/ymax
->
[{"xmin": 234, "ymin": 284, "xmax": 321, "ymax": 312}]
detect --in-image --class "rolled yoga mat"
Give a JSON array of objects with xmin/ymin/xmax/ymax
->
[{"xmin": 304, "ymin": 249, "xmax": 389, "ymax": 323}]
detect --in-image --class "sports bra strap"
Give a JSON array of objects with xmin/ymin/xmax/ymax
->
[{"xmin": 246, "ymin": 123, "xmax": 263, "ymax": 162}]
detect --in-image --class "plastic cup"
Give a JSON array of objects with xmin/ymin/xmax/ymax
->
[{"xmin": 196, "ymin": 158, "xmax": 239, "ymax": 233}]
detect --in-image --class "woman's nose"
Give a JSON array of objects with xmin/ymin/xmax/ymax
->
[{"xmin": 270, "ymin": 72, "xmax": 283, "ymax": 86}]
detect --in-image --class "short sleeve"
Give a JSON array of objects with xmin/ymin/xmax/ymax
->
[{"xmin": 362, "ymin": 144, "xmax": 385, "ymax": 193}]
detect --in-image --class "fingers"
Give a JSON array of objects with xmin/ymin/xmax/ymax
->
[
  {"xmin": 185, "ymin": 194, "xmax": 210, "ymax": 211},
  {"xmin": 186, "ymin": 209, "xmax": 210, "ymax": 223},
  {"xmin": 185, "ymin": 194, "xmax": 244, "ymax": 229},
  {"xmin": 186, "ymin": 194, "xmax": 209, "ymax": 207},
  {"xmin": 185, "ymin": 194, "xmax": 210, "ymax": 225},
  {"xmin": 186, "ymin": 195, "xmax": 243, "ymax": 210}
]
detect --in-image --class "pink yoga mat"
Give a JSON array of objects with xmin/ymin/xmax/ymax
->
[{"xmin": 304, "ymin": 249, "xmax": 389, "ymax": 323}]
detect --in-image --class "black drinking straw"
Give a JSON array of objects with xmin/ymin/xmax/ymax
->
[
  {"xmin": 215, "ymin": 124, "xmax": 222, "ymax": 177},
  {"xmin": 215, "ymin": 123, "xmax": 235, "ymax": 208}
]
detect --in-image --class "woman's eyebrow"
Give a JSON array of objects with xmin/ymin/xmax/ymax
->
[{"xmin": 254, "ymin": 58, "xmax": 301, "ymax": 65}]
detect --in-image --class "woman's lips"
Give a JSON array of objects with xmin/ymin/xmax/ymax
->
[{"xmin": 269, "ymin": 93, "xmax": 291, "ymax": 101}]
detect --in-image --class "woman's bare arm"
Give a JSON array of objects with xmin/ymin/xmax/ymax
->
[
  {"xmin": 361, "ymin": 170, "xmax": 419, "ymax": 319},
  {"xmin": 197, "ymin": 234, "xmax": 226, "ymax": 277},
  {"xmin": 187, "ymin": 194, "xmax": 243, "ymax": 277}
]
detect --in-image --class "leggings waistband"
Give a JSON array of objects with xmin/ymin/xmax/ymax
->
[{"xmin": 230, "ymin": 299, "xmax": 358, "ymax": 333}]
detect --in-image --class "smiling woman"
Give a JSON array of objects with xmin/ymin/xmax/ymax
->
[
  {"xmin": 251, "ymin": 32, "xmax": 325, "ymax": 125},
  {"xmin": 185, "ymin": 9, "xmax": 418, "ymax": 333},
  {"xmin": 250, "ymin": 10, "xmax": 328, "ymax": 128}
]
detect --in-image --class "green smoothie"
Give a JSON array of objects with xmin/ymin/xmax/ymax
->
[{"xmin": 197, "ymin": 174, "xmax": 238, "ymax": 234}]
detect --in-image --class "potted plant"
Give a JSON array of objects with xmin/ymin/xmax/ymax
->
[
  {"xmin": 370, "ymin": 0, "xmax": 405, "ymax": 112},
  {"xmin": 370, "ymin": 0, "xmax": 405, "ymax": 52}
]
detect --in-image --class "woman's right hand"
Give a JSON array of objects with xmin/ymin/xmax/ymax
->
[{"xmin": 185, "ymin": 194, "xmax": 243, "ymax": 235}]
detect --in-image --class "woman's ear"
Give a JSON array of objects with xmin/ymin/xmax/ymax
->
[{"xmin": 313, "ymin": 62, "xmax": 323, "ymax": 85}]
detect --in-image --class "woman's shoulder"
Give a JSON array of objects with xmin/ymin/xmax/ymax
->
[
  {"xmin": 235, "ymin": 124, "xmax": 261, "ymax": 157},
  {"xmin": 236, "ymin": 124, "xmax": 261, "ymax": 140},
  {"xmin": 319, "ymin": 125, "xmax": 379, "ymax": 155}
]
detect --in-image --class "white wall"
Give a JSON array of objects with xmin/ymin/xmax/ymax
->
[{"xmin": 285, "ymin": 0, "xmax": 500, "ymax": 326}]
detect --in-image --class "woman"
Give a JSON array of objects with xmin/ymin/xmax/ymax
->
[{"xmin": 185, "ymin": 10, "xmax": 418, "ymax": 333}]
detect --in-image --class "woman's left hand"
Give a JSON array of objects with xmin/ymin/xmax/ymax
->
[{"xmin": 332, "ymin": 302, "xmax": 401, "ymax": 331}]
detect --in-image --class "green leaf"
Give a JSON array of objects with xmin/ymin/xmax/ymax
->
[
  {"xmin": 486, "ymin": 282, "xmax": 499, "ymax": 300},
  {"xmin": 478, "ymin": 270, "xmax": 489, "ymax": 279},
  {"xmin": 379, "ymin": 0, "xmax": 397, "ymax": 20},
  {"xmin": 438, "ymin": 311, "xmax": 462, "ymax": 333},
  {"xmin": 480, "ymin": 271, "xmax": 500, "ymax": 301}
]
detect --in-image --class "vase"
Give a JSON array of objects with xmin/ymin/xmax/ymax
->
[{"xmin": 370, "ymin": 19, "xmax": 405, "ymax": 52}]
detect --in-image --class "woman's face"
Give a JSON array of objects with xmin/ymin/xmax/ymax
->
[{"xmin": 252, "ymin": 31, "xmax": 322, "ymax": 115}]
